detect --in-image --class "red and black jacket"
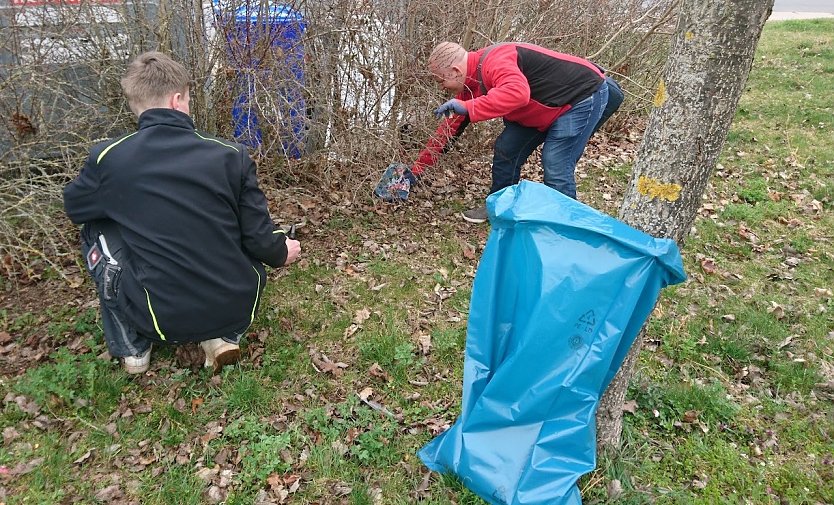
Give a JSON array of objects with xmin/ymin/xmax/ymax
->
[{"xmin": 413, "ymin": 43, "xmax": 605, "ymax": 175}]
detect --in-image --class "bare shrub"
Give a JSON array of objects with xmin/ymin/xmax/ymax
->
[{"xmin": 0, "ymin": 0, "xmax": 675, "ymax": 283}]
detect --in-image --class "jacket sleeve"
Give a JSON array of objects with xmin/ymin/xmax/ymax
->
[
  {"xmin": 63, "ymin": 153, "xmax": 107, "ymax": 224},
  {"xmin": 463, "ymin": 48, "xmax": 531, "ymax": 123},
  {"xmin": 412, "ymin": 100, "xmax": 471, "ymax": 176},
  {"xmin": 238, "ymin": 151, "xmax": 289, "ymax": 267}
]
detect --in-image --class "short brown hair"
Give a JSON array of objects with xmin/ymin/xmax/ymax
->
[{"xmin": 120, "ymin": 51, "xmax": 190, "ymax": 111}]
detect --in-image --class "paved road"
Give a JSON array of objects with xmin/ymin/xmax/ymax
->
[
  {"xmin": 773, "ymin": 0, "xmax": 834, "ymax": 13},
  {"xmin": 771, "ymin": 0, "xmax": 834, "ymax": 20}
]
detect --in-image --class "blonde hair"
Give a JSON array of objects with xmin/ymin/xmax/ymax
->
[
  {"xmin": 428, "ymin": 42, "xmax": 467, "ymax": 73},
  {"xmin": 120, "ymin": 51, "xmax": 189, "ymax": 112}
]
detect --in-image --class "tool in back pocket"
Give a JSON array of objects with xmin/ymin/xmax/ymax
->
[{"xmin": 102, "ymin": 263, "xmax": 122, "ymax": 301}]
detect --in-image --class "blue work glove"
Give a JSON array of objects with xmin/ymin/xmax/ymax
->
[{"xmin": 434, "ymin": 99, "xmax": 468, "ymax": 119}]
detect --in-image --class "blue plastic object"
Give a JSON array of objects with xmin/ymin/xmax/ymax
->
[
  {"xmin": 214, "ymin": 1, "xmax": 306, "ymax": 157},
  {"xmin": 418, "ymin": 181, "xmax": 686, "ymax": 505},
  {"xmin": 374, "ymin": 163, "xmax": 415, "ymax": 201}
]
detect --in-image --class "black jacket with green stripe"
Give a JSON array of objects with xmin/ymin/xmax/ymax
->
[{"xmin": 63, "ymin": 108, "xmax": 288, "ymax": 343}]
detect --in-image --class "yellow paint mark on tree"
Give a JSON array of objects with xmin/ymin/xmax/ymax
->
[
  {"xmin": 637, "ymin": 176, "xmax": 682, "ymax": 202},
  {"xmin": 653, "ymin": 79, "xmax": 667, "ymax": 107},
  {"xmin": 685, "ymin": 31, "xmax": 694, "ymax": 41}
]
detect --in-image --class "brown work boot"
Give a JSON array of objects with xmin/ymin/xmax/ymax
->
[{"xmin": 199, "ymin": 338, "xmax": 240, "ymax": 372}]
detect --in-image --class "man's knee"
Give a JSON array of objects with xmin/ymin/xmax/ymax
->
[
  {"xmin": 597, "ymin": 77, "xmax": 623, "ymax": 129},
  {"xmin": 605, "ymin": 76, "xmax": 624, "ymax": 110}
]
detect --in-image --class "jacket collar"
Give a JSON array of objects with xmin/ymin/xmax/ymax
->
[
  {"xmin": 465, "ymin": 51, "xmax": 482, "ymax": 94},
  {"xmin": 137, "ymin": 108, "xmax": 195, "ymax": 130}
]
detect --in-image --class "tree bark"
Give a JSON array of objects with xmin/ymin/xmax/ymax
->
[{"xmin": 595, "ymin": 0, "xmax": 774, "ymax": 450}]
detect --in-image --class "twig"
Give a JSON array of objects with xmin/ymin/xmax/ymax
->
[
  {"xmin": 611, "ymin": 1, "xmax": 680, "ymax": 71},
  {"xmin": 588, "ymin": 1, "xmax": 670, "ymax": 61},
  {"xmin": 357, "ymin": 393, "xmax": 396, "ymax": 418}
]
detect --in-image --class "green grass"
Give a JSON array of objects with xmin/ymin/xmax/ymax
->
[
  {"xmin": 1, "ymin": 19, "xmax": 833, "ymax": 505},
  {"xmin": 581, "ymin": 18, "xmax": 834, "ymax": 505},
  {"xmin": 141, "ymin": 465, "xmax": 205, "ymax": 505},
  {"xmin": 14, "ymin": 346, "xmax": 126, "ymax": 417}
]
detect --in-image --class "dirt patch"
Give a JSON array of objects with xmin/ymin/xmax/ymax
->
[{"xmin": 0, "ymin": 276, "xmax": 95, "ymax": 377}]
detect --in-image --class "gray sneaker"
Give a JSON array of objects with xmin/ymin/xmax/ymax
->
[{"xmin": 461, "ymin": 206, "xmax": 488, "ymax": 224}]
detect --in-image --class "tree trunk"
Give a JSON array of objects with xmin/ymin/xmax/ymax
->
[{"xmin": 595, "ymin": 0, "xmax": 774, "ymax": 450}]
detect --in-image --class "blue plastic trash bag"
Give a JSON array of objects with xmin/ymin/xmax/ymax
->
[{"xmin": 418, "ymin": 181, "xmax": 686, "ymax": 505}]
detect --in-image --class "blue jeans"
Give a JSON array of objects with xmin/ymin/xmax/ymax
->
[
  {"xmin": 490, "ymin": 80, "xmax": 609, "ymax": 199},
  {"xmin": 592, "ymin": 76, "xmax": 623, "ymax": 135}
]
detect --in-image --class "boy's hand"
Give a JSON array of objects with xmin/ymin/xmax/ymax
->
[{"xmin": 284, "ymin": 239, "xmax": 301, "ymax": 265}]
